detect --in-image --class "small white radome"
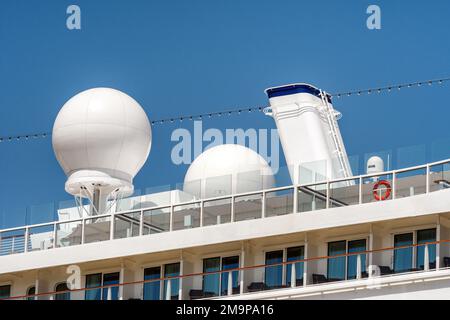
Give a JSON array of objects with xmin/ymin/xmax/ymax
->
[{"xmin": 184, "ymin": 144, "xmax": 275, "ymax": 198}]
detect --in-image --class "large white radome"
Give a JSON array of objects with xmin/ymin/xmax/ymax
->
[
  {"xmin": 52, "ymin": 88, "xmax": 152, "ymax": 198},
  {"xmin": 184, "ymin": 144, "xmax": 275, "ymax": 198}
]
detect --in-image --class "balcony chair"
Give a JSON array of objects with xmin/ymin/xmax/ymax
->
[
  {"xmin": 189, "ymin": 289, "xmax": 204, "ymax": 300},
  {"xmin": 312, "ymin": 274, "xmax": 328, "ymax": 284},
  {"xmin": 378, "ymin": 266, "xmax": 394, "ymax": 276},
  {"xmin": 247, "ymin": 282, "xmax": 268, "ymax": 292},
  {"xmin": 189, "ymin": 289, "xmax": 217, "ymax": 300},
  {"xmin": 443, "ymin": 257, "xmax": 450, "ymax": 268}
]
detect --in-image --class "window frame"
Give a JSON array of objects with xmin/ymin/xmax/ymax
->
[
  {"xmin": 54, "ymin": 282, "xmax": 71, "ymax": 300},
  {"xmin": 201, "ymin": 255, "xmax": 240, "ymax": 296},
  {"xmin": 262, "ymin": 243, "xmax": 306, "ymax": 287},
  {"xmin": 0, "ymin": 284, "xmax": 11, "ymax": 300},
  {"xmin": 326, "ymin": 237, "xmax": 369, "ymax": 281},
  {"xmin": 26, "ymin": 285, "xmax": 36, "ymax": 301},
  {"xmin": 391, "ymin": 227, "xmax": 438, "ymax": 272},
  {"xmin": 84, "ymin": 270, "xmax": 121, "ymax": 300},
  {"xmin": 143, "ymin": 265, "xmax": 162, "ymax": 300},
  {"xmin": 162, "ymin": 262, "xmax": 181, "ymax": 300},
  {"xmin": 141, "ymin": 259, "xmax": 180, "ymax": 300}
]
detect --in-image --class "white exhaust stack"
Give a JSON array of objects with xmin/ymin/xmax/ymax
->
[{"xmin": 265, "ymin": 83, "xmax": 353, "ymax": 184}]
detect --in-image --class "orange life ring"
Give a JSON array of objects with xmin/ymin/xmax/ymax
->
[{"xmin": 373, "ymin": 180, "xmax": 391, "ymax": 201}]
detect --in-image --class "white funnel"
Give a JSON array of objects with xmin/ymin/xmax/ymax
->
[{"xmin": 265, "ymin": 83, "xmax": 352, "ymax": 184}]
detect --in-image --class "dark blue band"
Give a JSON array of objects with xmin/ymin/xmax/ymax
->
[{"xmin": 266, "ymin": 84, "xmax": 332, "ymax": 103}]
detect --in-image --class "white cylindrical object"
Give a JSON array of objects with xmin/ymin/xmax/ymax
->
[{"xmin": 265, "ymin": 83, "xmax": 353, "ymax": 184}]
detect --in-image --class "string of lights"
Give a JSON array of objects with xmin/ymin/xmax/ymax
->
[
  {"xmin": 1, "ymin": 76, "xmax": 449, "ymax": 143},
  {"xmin": 331, "ymin": 76, "xmax": 450, "ymax": 98}
]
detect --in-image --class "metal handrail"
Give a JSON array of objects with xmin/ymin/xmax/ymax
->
[{"xmin": 0, "ymin": 158, "xmax": 449, "ymax": 255}]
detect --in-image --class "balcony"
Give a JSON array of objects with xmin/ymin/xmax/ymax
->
[{"xmin": 2, "ymin": 236, "xmax": 450, "ymax": 300}]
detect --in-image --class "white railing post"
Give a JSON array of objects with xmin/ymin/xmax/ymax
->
[
  {"xmin": 81, "ymin": 218, "xmax": 85, "ymax": 244},
  {"xmin": 261, "ymin": 192, "xmax": 266, "ymax": 218},
  {"xmin": 356, "ymin": 254, "xmax": 362, "ymax": 280},
  {"xmin": 169, "ymin": 206, "xmax": 174, "ymax": 232},
  {"xmin": 424, "ymin": 244, "xmax": 430, "ymax": 271},
  {"xmin": 227, "ymin": 271, "xmax": 233, "ymax": 296},
  {"xmin": 290, "ymin": 263, "xmax": 296, "ymax": 288},
  {"xmin": 52, "ymin": 223, "xmax": 57, "ymax": 249},
  {"xmin": 231, "ymin": 196, "xmax": 235, "ymax": 222},
  {"xmin": 179, "ymin": 258, "xmax": 183, "ymax": 300},
  {"xmin": 293, "ymin": 186, "xmax": 298, "ymax": 213},
  {"xmin": 326, "ymin": 181, "xmax": 330, "ymax": 209},
  {"xmin": 426, "ymin": 165, "xmax": 430, "ymax": 194},
  {"xmin": 109, "ymin": 213, "xmax": 115, "ymax": 241},
  {"xmin": 436, "ymin": 222, "xmax": 441, "ymax": 270},
  {"xmin": 200, "ymin": 201, "xmax": 204, "ymax": 227},
  {"xmin": 358, "ymin": 176, "xmax": 363, "ymax": 204},
  {"xmin": 139, "ymin": 210, "xmax": 144, "ymax": 236},
  {"xmin": 369, "ymin": 228, "xmax": 374, "ymax": 274},
  {"xmin": 107, "ymin": 287, "xmax": 112, "ymax": 301},
  {"xmin": 240, "ymin": 242, "xmax": 245, "ymax": 295},
  {"xmin": 392, "ymin": 172, "xmax": 396, "ymax": 200},
  {"xmin": 24, "ymin": 227, "xmax": 29, "ymax": 253},
  {"xmin": 165, "ymin": 279, "xmax": 172, "ymax": 300},
  {"xmin": 303, "ymin": 239, "xmax": 308, "ymax": 287}
]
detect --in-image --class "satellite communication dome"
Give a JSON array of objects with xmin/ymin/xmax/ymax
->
[
  {"xmin": 184, "ymin": 144, "xmax": 275, "ymax": 198},
  {"xmin": 52, "ymin": 88, "xmax": 151, "ymax": 213},
  {"xmin": 367, "ymin": 156, "xmax": 384, "ymax": 175}
]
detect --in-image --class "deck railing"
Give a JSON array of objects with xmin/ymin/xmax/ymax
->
[{"xmin": 0, "ymin": 158, "xmax": 449, "ymax": 256}]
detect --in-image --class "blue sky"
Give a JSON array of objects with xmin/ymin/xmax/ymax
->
[{"xmin": 1, "ymin": 0, "xmax": 450, "ymax": 227}]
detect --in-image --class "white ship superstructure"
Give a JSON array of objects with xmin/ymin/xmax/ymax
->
[{"xmin": 0, "ymin": 84, "xmax": 449, "ymax": 300}]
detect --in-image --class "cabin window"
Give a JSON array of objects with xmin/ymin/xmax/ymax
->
[
  {"xmin": 286, "ymin": 246, "xmax": 304, "ymax": 286},
  {"xmin": 202, "ymin": 256, "xmax": 240, "ymax": 296},
  {"xmin": 143, "ymin": 266, "xmax": 161, "ymax": 300},
  {"xmin": 55, "ymin": 282, "xmax": 70, "ymax": 300},
  {"xmin": 27, "ymin": 286, "xmax": 36, "ymax": 301},
  {"xmin": 220, "ymin": 256, "xmax": 239, "ymax": 296},
  {"xmin": 163, "ymin": 263, "xmax": 180, "ymax": 300},
  {"xmin": 85, "ymin": 272, "xmax": 119, "ymax": 300},
  {"xmin": 394, "ymin": 233, "xmax": 414, "ymax": 273},
  {"xmin": 203, "ymin": 257, "xmax": 220, "ymax": 296},
  {"xmin": 265, "ymin": 250, "xmax": 284, "ymax": 288},
  {"xmin": 393, "ymin": 228, "xmax": 437, "ymax": 273},
  {"xmin": 416, "ymin": 229, "xmax": 436, "ymax": 269},
  {"xmin": 327, "ymin": 239, "xmax": 367, "ymax": 281},
  {"xmin": 327, "ymin": 241, "xmax": 347, "ymax": 281},
  {"xmin": 102, "ymin": 272, "xmax": 120, "ymax": 300},
  {"xmin": 0, "ymin": 285, "xmax": 11, "ymax": 299},
  {"xmin": 347, "ymin": 239, "xmax": 367, "ymax": 279},
  {"xmin": 85, "ymin": 273, "xmax": 102, "ymax": 300},
  {"xmin": 264, "ymin": 246, "xmax": 305, "ymax": 288}
]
